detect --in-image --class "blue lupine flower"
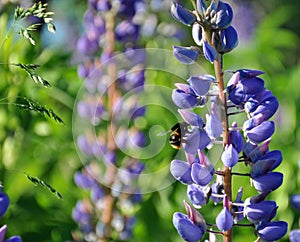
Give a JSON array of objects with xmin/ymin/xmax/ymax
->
[
  {"xmin": 115, "ymin": 20, "xmax": 139, "ymax": 43},
  {"xmin": 205, "ymin": 102, "xmax": 223, "ymax": 139},
  {"xmin": 245, "ymin": 121, "xmax": 274, "ymax": 144},
  {"xmin": 187, "ymin": 74, "xmax": 215, "ymax": 97},
  {"xmin": 252, "ymin": 172, "xmax": 283, "ymax": 193},
  {"xmin": 171, "ymin": 2, "xmax": 196, "ymax": 26},
  {"xmin": 187, "ymin": 184, "xmax": 206, "ymax": 208},
  {"xmin": 214, "ymin": 26, "xmax": 238, "ymax": 53},
  {"xmin": 191, "ymin": 162, "xmax": 213, "ymax": 186},
  {"xmin": 173, "ymin": 46, "xmax": 200, "ymax": 64},
  {"xmin": 257, "ymin": 221, "xmax": 288, "ymax": 241},
  {"xmin": 178, "ymin": 109, "xmax": 204, "ymax": 127},
  {"xmin": 210, "ymin": 1, "xmax": 233, "ymax": 30},
  {"xmin": 74, "ymin": 171, "xmax": 96, "ymax": 190},
  {"xmin": 290, "ymin": 229, "xmax": 300, "ymax": 242},
  {"xmin": 172, "ymin": 88, "xmax": 198, "ymax": 109},
  {"xmin": 244, "ymin": 200, "xmax": 277, "ymax": 224},
  {"xmin": 228, "ymin": 122, "xmax": 244, "ymax": 153},
  {"xmin": 170, "ymin": 159, "xmax": 193, "ymax": 184}
]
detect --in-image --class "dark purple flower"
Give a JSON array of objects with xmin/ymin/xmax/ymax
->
[
  {"xmin": 245, "ymin": 200, "xmax": 277, "ymax": 224},
  {"xmin": 97, "ymin": 0, "xmax": 112, "ymax": 11},
  {"xmin": 196, "ymin": 0, "xmax": 207, "ymax": 16},
  {"xmin": 243, "ymin": 140, "xmax": 270, "ymax": 162},
  {"xmin": 221, "ymin": 144, "xmax": 239, "ymax": 168},
  {"xmin": 252, "ymin": 172, "xmax": 283, "ymax": 193},
  {"xmin": 170, "ymin": 160, "xmax": 193, "ymax": 184},
  {"xmin": 228, "ymin": 83, "xmax": 246, "ymax": 106},
  {"xmin": 187, "ymin": 184, "xmax": 206, "ymax": 208},
  {"xmin": 251, "ymin": 95, "xmax": 279, "ymax": 121},
  {"xmin": 214, "ymin": 26, "xmax": 238, "ymax": 53},
  {"xmin": 245, "ymin": 121, "xmax": 274, "ymax": 144},
  {"xmin": 228, "ymin": 122, "xmax": 244, "ymax": 153},
  {"xmin": 290, "ymin": 229, "xmax": 300, "ymax": 242},
  {"xmin": 91, "ymin": 185, "xmax": 105, "ymax": 203},
  {"xmin": 210, "ymin": 1, "xmax": 233, "ymax": 30},
  {"xmin": 173, "ymin": 46, "xmax": 199, "ymax": 64},
  {"xmin": 171, "ymin": 2, "xmax": 196, "ymax": 26},
  {"xmin": 290, "ymin": 194, "xmax": 300, "ymax": 210},
  {"xmin": 257, "ymin": 221, "xmax": 287, "ymax": 241},
  {"xmin": 203, "ymin": 41, "xmax": 216, "ymax": 63}
]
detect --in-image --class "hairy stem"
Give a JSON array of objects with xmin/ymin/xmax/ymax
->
[
  {"xmin": 100, "ymin": 11, "xmax": 117, "ymax": 242},
  {"xmin": 214, "ymin": 55, "xmax": 232, "ymax": 242}
]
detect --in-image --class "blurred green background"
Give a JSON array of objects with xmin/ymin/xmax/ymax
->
[{"xmin": 0, "ymin": 0, "xmax": 300, "ymax": 241}]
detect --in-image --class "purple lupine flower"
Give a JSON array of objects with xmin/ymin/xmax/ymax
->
[
  {"xmin": 187, "ymin": 74, "xmax": 214, "ymax": 97},
  {"xmin": 191, "ymin": 162, "xmax": 213, "ymax": 186},
  {"xmin": 170, "ymin": 159, "xmax": 193, "ymax": 184},
  {"xmin": 74, "ymin": 171, "xmax": 96, "ymax": 190},
  {"xmin": 216, "ymin": 196, "xmax": 233, "ymax": 231},
  {"xmin": 214, "ymin": 26, "xmax": 238, "ymax": 54},
  {"xmin": 290, "ymin": 229, "xmax": 300, "ymax": 242},
  {"xmin": 252, "ymin": 172, "xmax": 283, "ymax": 193},
  {"xmin": 244, "ymin": 200, "xmax": 277, "ymax": 224},
  {"xmin": 245, "ymin": 121, "xmax": 275, "ymax": 144},
  {"xmin": 173, "ymin": 46, "xmax": 199, "ymax": 64},
  {"xmin": 173, "ymin": 201, "xmax": 206, "ymax": 242},
  {"xmin": 209, "ymin": 1, "xmax": 233, "ymax": 30},
  {"xmin": 187, "ymin": 184, "xmax": 206, "ymax": 208},
  {"xmin": 211, "ymin": 179, "xmax": 224, "ymax": 204},
  {"xmin": 257, "ymin": 221, "xmax": 288, "ymax": 241},
  {"xmin": 192, "ymin": 23, "xmax": 202, "ymax": 46},
  {"xmin": 171, "ymin": 2, "xmax": 196, "ymax": 26},
  {"xmin": 228, "ymin": 122, "xmax": 244, "ymax": 153}
]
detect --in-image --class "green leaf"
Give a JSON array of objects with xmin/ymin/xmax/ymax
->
[
  {"xmin": 14, "ymin": 63, "xmax": 51, "ymax": 87},
  {"xmin": 24, "ymin": 173, "xmax": 63, "ymax": 199},
  {"xmin": 15, "ymin": 98, "xmax": 65, "ymax": 125}
]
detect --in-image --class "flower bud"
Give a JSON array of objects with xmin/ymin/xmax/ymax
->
[
  {"xmin": 192, "ymin": 23, "xmax": 203, "ymax": 46},
  {"xmin": 216, "ymin": 196, "xmax": 233, "ymax": 231},
  {"xmin": 221, "ymin": 144, "xmax": 239, "ymax": 168},
  {"xmin": 173, "ymin": 46, "xmax": 200, "ymax": 64},
  {"xmin": 203, "ymin": 41, "xmax": 216, "ymax": 63},
  {"xmin": 214, "ymin": 26, "xmax": 238, "ymax": 53},
  {"xmin": 171, "ymin": 2, "xmax": 196, "ymax": 26}
]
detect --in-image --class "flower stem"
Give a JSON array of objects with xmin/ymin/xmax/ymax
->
[
  {"xmin": 214, "ymin": 55, "xmax": 232, "ymax": 242},
  {"xmin": 100, "ymin": 11, "xmax": 117, "ymax": 242}
]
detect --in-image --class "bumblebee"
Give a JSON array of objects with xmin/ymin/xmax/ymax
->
[{"xmin": 158, "ymin": 122, "xmax": 189, "ymax": 149}]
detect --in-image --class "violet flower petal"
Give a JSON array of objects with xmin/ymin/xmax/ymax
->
[
  {"xmin": 171, "ymin": 2, "xmax": 196, "ymax": 26},
  {"xmin": 246, "ymin": 121, "xmax": 274, "ymax": 144},
  {"xmin": 191, "ymin": 163, "xmax": 213, "ymax": 186},
  {"xmin": 257, "ymin": 221, "xmax": 287, "ymax": 241},
  {"xmin": 221, "ymin": 144, "xmax": 239, "ymax": 168},
  {"xmin": 252, "ymin": 172, "xmax": 283, "ymax": 192},
  {"xmin": 172, "ymin": 89, "xmax": 198, "ymax": 109},
  {"xmin": 173, "ymin": 46, "xmax": 199, "ymax": 64},
  {"xmin": 170, "ymin": 160, "xmax": 193, "ymax": 184},
  {"xmin": 188, "ymin": 74, "xmax": 215, "ymax": 96}
]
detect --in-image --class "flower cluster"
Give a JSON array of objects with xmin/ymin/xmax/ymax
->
[
  {"xmin": 0, "ymin": 187, "xmax": 22, "ymax": 242},
  {"xmin": 169, "ymin": 0, "xmax": 287, "ymax": 241},
  {"xmin": 73, "ymin": 1, "xmax": 146, "ymax": 241}
]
